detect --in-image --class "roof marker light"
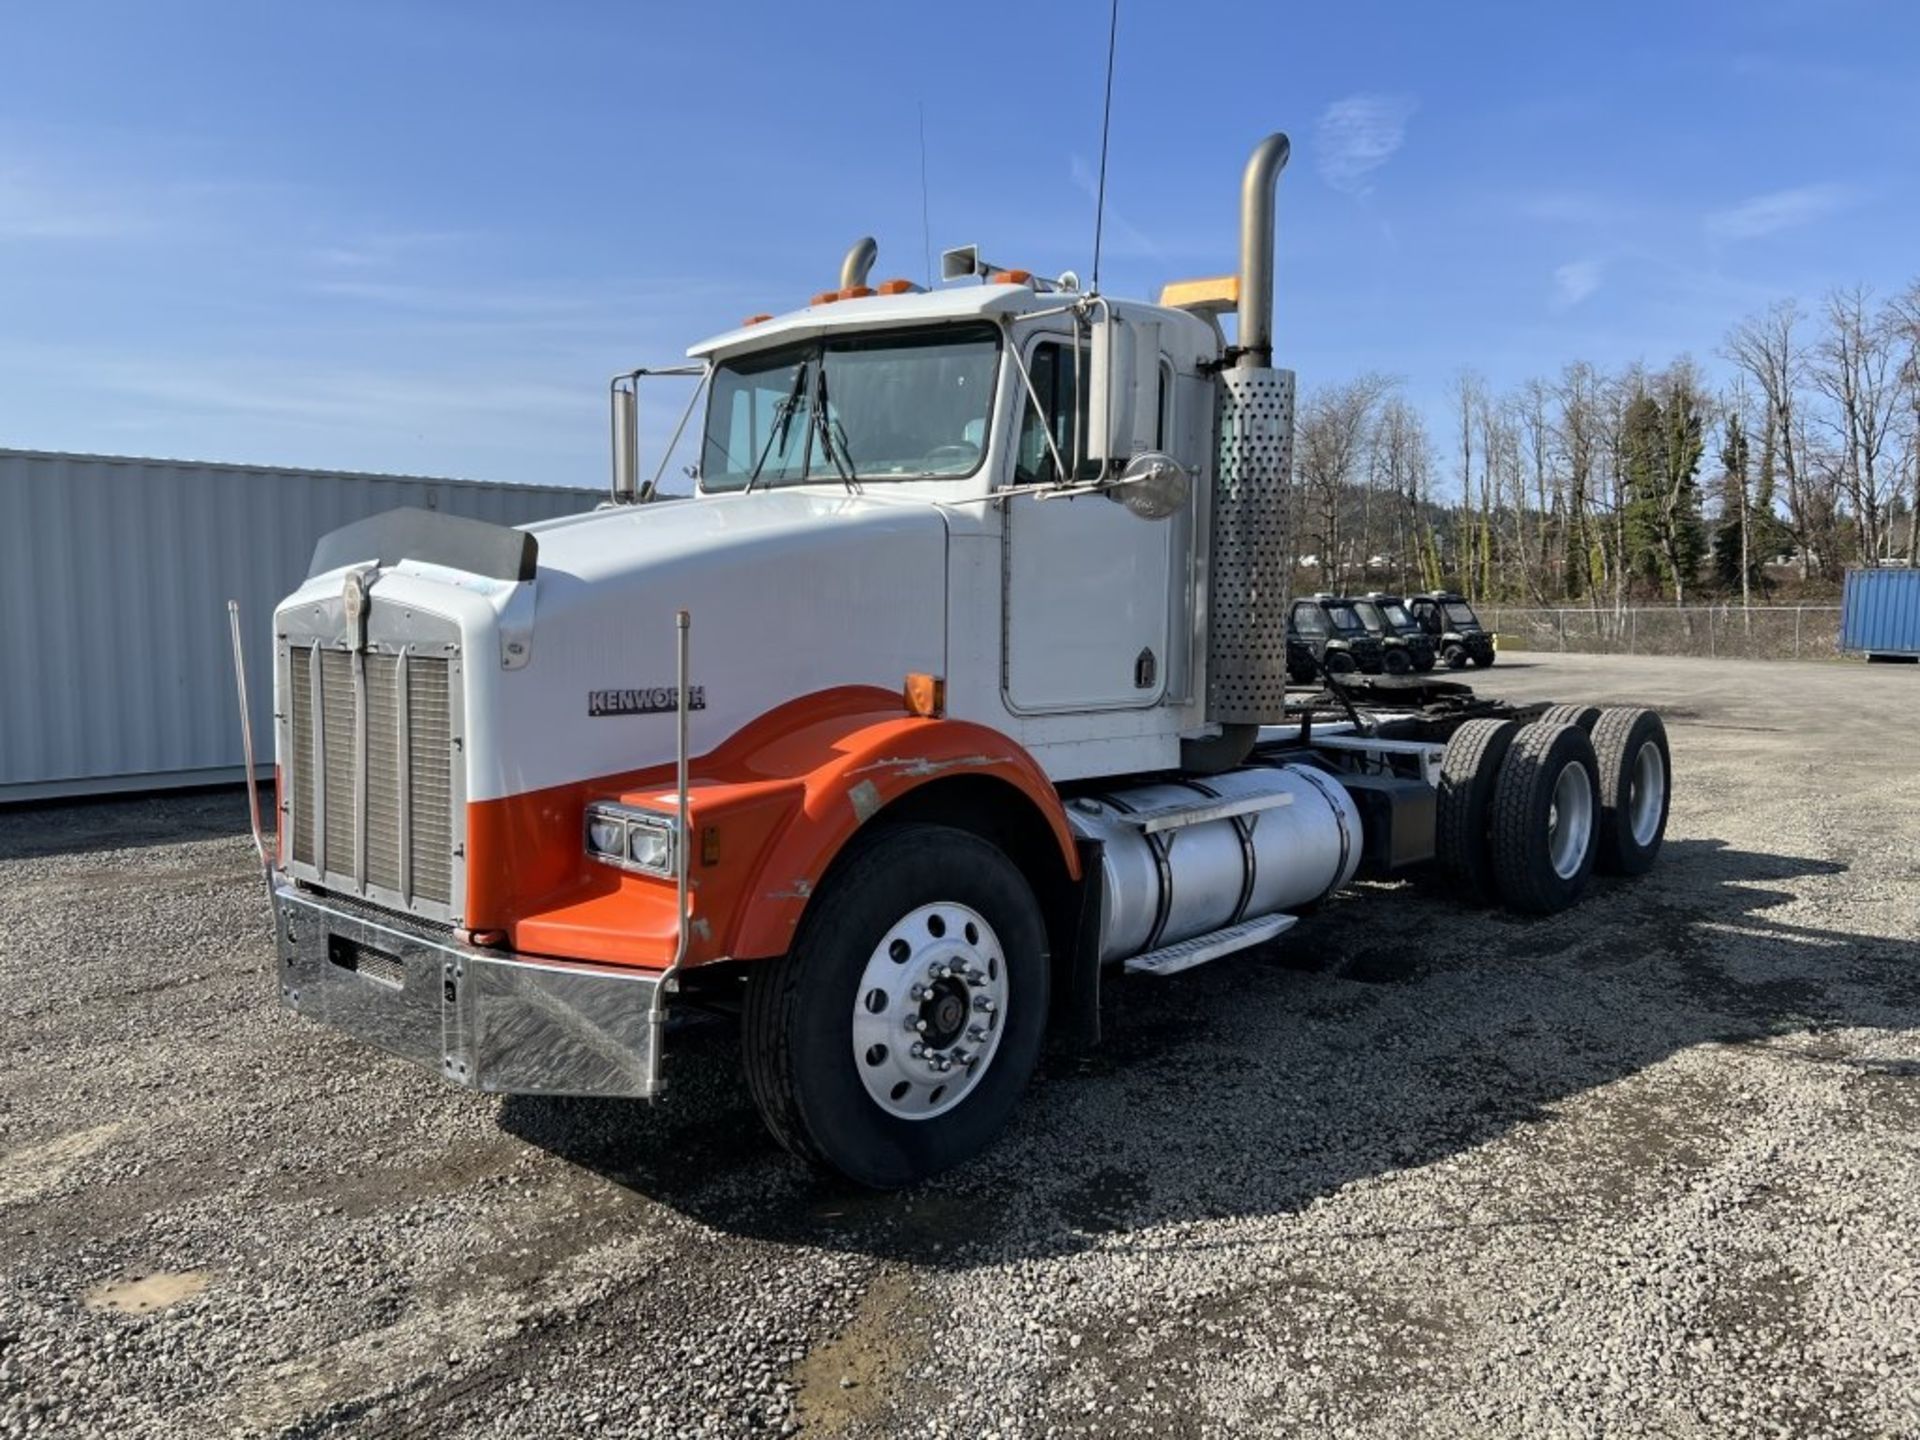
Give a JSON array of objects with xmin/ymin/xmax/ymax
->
[{"xmin": 742, "ymin": 312, "xmax": 773, "ymax": 326}]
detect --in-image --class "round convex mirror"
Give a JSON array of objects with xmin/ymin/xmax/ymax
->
[{"xmin": 1112, "ymin": 451, "xmax": 1190, "ymax": 520}]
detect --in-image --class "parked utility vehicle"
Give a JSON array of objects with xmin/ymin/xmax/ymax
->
[
  {"xmin": 1290, "ymin": 595, "xmax": 1386, "ymax": 675},
  {"xmin": 238, "ymin": 134, "xmax": 1672, "ymax": 1187},
  {"xmin": 1411, "ymin": 590, "xmax": 1497, "ymax": 669},
  {"xmin": 1353, "ymin": 593, "xmax": 1437, "ymax": 672}
]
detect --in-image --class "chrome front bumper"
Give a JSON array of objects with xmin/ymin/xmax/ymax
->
[{"xmin": 272, "ymin": 880, "xmax": 668, "ymax": 1098}]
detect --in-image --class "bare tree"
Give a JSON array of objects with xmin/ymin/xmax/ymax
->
[
  {"xmin": 1725, "ymin": 302, "xmax": 1810, "ymax": 578},
  {"xmin": 1811, "ymin": 286, "xmax": 1901, "ymax": 565},
  {"xmin": 1294, "ymin": 374, "xmax": 1393, "ymax": 591}
]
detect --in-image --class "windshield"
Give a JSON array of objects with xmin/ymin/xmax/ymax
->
[
  {"xmin": 1326, "ymin": 604, "xmax": 1365, "ymax": 633},
  {"xmin": 1291, "ymin": 604, "xmax": 1327, "ymax": 637},
  {"xmin": 1351, "ymin": 601, "xmax": 1386, "ymax": 631},
  {"xmin": 700, "ymin": 324, "xmax": 1000, "ymax": 490},
  {"xmin": 1382, "ymin": 602, "xmax": 1415, "ymax": 628},
  {"xmin": 1446, "ymin": 601, "xmax": 1481, "ymax": 627}
]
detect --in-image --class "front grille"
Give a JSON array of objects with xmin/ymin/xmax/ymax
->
[{"xmin": 285, "ymin": 639, "xmax": 458, "ymax": 918}]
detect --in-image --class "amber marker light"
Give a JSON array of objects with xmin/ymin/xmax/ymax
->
[{"xmin": 904, "ymin": 673, "xmax": 946, "ymax": 718}]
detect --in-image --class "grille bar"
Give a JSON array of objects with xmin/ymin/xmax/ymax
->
[{"xmin": 286, "ymin": 636, "xmax": 457, "ymax": 919}]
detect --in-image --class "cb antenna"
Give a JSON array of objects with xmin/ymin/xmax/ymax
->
[
  {"xmin": 918, "ymin": 101, "xmax": 933, "ymax": 288},
  {"xmin": 1090, "ymin": 0, "xmax": 1119, "ymax": 294}
]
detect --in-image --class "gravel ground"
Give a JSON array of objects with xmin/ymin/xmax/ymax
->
[{"xmin": 3, "ymin": 652, "xmax": 1917, "ymax": 1439}]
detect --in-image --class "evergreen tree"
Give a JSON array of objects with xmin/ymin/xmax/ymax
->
[{"xmin": 1622, "ymin": 372, "xmax": 1707, "ymax": 603}]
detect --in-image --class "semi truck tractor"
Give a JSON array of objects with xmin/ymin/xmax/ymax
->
[{"xmin": 240, "ymin": 133, "xmax": 1673, "ymax": 1187}]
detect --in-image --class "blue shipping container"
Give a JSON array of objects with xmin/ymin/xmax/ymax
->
[{"xmin": 1840, "ymin": 567, "xmax": 1920, "ymax": 659}]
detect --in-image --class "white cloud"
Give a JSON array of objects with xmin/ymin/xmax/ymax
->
[
  {"xmin": 0, "ymin": 168, "xmax": 151, "ymax": 242},
  {"xmin": 1706, "ymin": 183, "xmax": 1850, "ymax": 240},
  {"xmin": 1552, "ymin": 259, "xmax": 1603, "ymax": 310},
  {"xmin": 1314, "ymin": 94, "xmax": 1417, "ymax": 197}
]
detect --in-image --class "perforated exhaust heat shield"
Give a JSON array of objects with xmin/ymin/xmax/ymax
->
[{"xmin": 1206, "ymin": 366, "xmax": 1296, "ymax": 724}]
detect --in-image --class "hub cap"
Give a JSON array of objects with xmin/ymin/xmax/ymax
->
[
  {"xmin": 1629, "ymin": 740, "xmax": 1666, "ymax": 847},
  {"xmin": 1546, "ymin": 760, "xmax": 1594, "ymax": 879},
  {"xmin": 851, "ymin": 901, "xmax": 1008, "ymax": 1121}
]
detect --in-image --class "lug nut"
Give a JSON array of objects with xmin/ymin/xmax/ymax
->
[
  {"xmin": 973, "ymin": 996, "xmax": 995, "ymax": 1013},
  {"xmin": 968, "ymin": 1025, "xmax": 987, "ymax": 1042},
  {"xmin": 937, "ymin": 1057, "xmax": 953, "ymax": 1073},
  {"xmin": 909, "ymin": 984, "xmax": 928, "ymax": 1002},
  {"xmin": 910, "ymin": 1042, "xmax": 926, "ymax": 1058}
]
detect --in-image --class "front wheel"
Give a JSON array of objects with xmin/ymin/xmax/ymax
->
[
  {"xmin": 1325, "ymin": 650, "xmax": 1358, "ymax": 675},
  {"xmin": 742, "ymin": 823, "xmax": 1048, "ymax": 1188},
  {"xmin": 1442, "ymin": 644, "xmax": 1469, "ymax": 670},
  {"xmin": 1383, "ymin": 648, "xmax": 1414, "ymax": 675}
]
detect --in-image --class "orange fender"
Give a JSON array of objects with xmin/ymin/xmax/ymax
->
[{"xmin": 472, "ymin": 687, "xmax": 1078, "ymax": 969}]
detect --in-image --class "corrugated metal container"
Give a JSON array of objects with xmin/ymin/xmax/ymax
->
[
  {"xmin": 0, "ymin": 449, "xmax": 595, "ymax": 802},
  {"xmin": 1840, "ymin": 567, "xmax": 1920, "ymax": 660}
]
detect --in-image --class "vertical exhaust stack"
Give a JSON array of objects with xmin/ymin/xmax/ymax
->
[
  {"xmin": 840, "ymin": 236, "xmax": 879, "ymax": 291},
  {"xmin": 1198, "ymin": 132, "xmax": 1298, "ymax": 757},
  {"xmin": 1236, "ymin": 132, "xmax": 1290, "ymax": 369}
]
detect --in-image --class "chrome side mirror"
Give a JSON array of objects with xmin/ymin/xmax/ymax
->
[{"xmin": 1109, "ymin": 451, "xmax": 1189, "ymax": 520}]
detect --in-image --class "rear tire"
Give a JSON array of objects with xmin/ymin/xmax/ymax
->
[
  {"xmin": 742, "ymin": 823, "xmax": 1048, "ymax": 1188},
  {"xmin": 1383, "ymin": 648, "xmax": 1414, "ymax": 675},
  {"xmin": 1436, "ymin": 718, "xmax": 1520, "ymax": 903},
  {"xmin": 1413, "ymin": 650, "xmax": 1436, "ymax": 673},
  {"xmin": 1591, "ymin": 707, "xmax": 1670, "ymax": 876},
  {"xmin": 1538, "ymin": 703, "xmax": 1601, "ymax": 732},
  {"xmin": 1490, "ymin": 722, "xmax": 1601, "ymax": 915}
]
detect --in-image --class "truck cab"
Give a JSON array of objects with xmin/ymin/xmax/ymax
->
[
  {"xmin": 1352, "ymin": 593, "xmax": 1437, "ymax": 673},
  {"xmin": 1289, "ymin": 595, "xmax": 1385, "ymax": 675},
  {"xmin": 1410, "ymin": 591, "xmax": 1496, "ymax": 669}
]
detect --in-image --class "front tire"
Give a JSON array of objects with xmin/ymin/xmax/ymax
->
[
  {"xmin": 742, "ymin": 823, "xmax": 1049, "ymax": 1188},
  {"xmin": 1383, "ymin": 648, "xmax": 1414, "ymax": 675},
  {"xmin": 1325, "ymin": 650, "xmax": 1358, "ymax": 676},
  {"xmin": 1442, "ymin": 644, "xmax": 1469, "ymax": 670}
]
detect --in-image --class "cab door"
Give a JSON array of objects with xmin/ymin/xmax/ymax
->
[{"xmin": 1002, "ymin": 338, "xmax": 1172, "ymax": 713}]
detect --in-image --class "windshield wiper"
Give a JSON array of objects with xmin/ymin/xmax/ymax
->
[
  {"xmin": 744, "ymin": 360, "xmax": 811, "ymax": 494},
  {"xmin": 811, "ymin": 361, "xmax": 861, "ymax": 494}
]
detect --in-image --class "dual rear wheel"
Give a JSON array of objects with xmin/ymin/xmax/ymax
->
[{"xmin": 1437, "ymin": 707, "xmax": 1669, "ymax": 913}]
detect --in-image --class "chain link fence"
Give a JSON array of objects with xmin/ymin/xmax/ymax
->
[{"xmin": 1481, "ymin": 605, "xmax": 1844, "ymax": 661}]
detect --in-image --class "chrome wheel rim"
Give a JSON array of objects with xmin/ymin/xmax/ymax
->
[
  {"xmin": 1546, "ymin": 760, "xmax": 1594, "ymax": 879},
  {"xmin": 1629, "ymin": 740, "xmax": 1666, "ymax": 847},
  {"xmin": 851, "ymin": 901, "xmax": 1008, "ymax": 1121}
]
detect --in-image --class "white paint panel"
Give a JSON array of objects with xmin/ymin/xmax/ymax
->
[
  {"xmin": 0, "ymin": 448, "xmax": 593, "ymax": 800},
  {"xmin": 1002, "ymin": 490, "xmax": 1173, "ymax": 713}
]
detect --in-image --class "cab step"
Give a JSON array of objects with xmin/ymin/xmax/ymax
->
[{"xmin": 1122, "ymin": 913, "xmax": 1297, "ymax": 977}]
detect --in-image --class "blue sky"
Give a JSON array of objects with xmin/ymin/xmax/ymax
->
[{"xmin": 3, "ymin": 1, "xmax": 1916, "ymax": 492}]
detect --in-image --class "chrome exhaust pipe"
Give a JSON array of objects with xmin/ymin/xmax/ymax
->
[
  {"xmin": 840, "ymin": 236, "xmax": 878, "ymax": 290},
  {"xmin": 1236, "ymin": 133, "xmax": 1291, "ymax": 369}
]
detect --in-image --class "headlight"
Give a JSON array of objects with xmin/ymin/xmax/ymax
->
[
  {"xmin": 586, "ymin": 815, "xmax": 627, "ymax": 858},
  {"xmin": 626, "ymin": 817, "xmax": 676, "ymax": 873},
  {"xmin": 583, "ymin": 803, "xmax": 678, "ymax": 877}
]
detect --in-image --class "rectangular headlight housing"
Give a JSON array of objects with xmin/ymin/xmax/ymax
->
[{"xmin": 583, "ymin": 802, "xmax": 679, "ymax": 878}]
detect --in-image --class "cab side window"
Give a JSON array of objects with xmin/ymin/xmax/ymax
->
[
  {"xmin": 1015, "ymin": 342, "xmax": 1103, "ymax": 485},
  {"xmin": 1291, "ymin": 602, "xmax": 1328, "ymax": 637}
]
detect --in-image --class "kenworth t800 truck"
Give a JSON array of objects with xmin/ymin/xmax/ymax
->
[{"xmin": 240, "ymin": 134, "xmax": 1672, "ymax": 1187}]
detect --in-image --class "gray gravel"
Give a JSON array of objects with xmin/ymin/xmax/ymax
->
[{"xmin": 3, "ymin": 651, "xmax": 1917, "ymax": 1438}]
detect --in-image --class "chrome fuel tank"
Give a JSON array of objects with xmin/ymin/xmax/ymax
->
[{"xmin": 1066, "ymin": 763, "xmax": 1361, "ymax": 965}]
